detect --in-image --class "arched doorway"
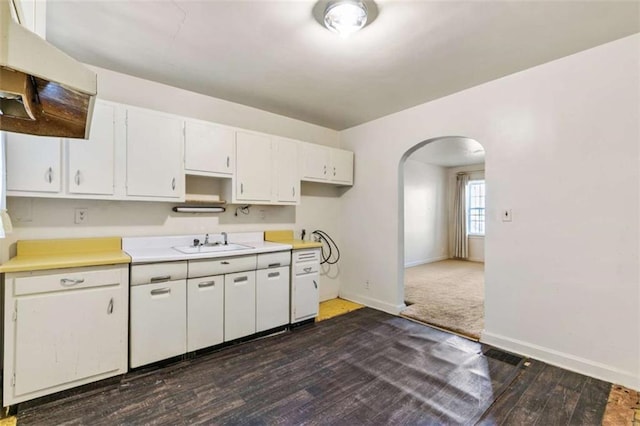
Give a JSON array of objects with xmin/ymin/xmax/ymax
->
[{"xmin": 398, "ymin": 136, "xmax": 486, "ymax": 340}]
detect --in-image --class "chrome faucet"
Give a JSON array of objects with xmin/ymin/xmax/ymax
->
[
  {"xmin": 204, "ymin": 233, "xmax": 210, "ymax": 245},
  {"xmin": 221, "ymin": 232, "xmax": 228, "ymax": 245}
]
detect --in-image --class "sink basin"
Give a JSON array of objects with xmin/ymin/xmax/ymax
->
[{"xmin": 172, "ymin": 243, "xmax": 253, "ymax": 254}]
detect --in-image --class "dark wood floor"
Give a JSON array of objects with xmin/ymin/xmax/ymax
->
[{"xmin": 16, "ymin": 308, "xmax": 611, "ymax": 425}]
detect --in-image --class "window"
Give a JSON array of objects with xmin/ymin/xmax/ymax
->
[{"xmin": 467, "ymin": 180, "xmax": 485, "ymax": 235}]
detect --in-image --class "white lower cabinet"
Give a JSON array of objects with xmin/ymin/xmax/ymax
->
[
  {"xmin": 291, "ymin": 249, "xmax": 321, "ymax": 323},
  {"xmin": 256, "ymin": 266, "xmax": 290, "ymax": 332},
  {"xmin": 130, "ymin": 280, "xmax": 187, "ymax": 368},
  {"xmin": 129, "ymin": 261, "xmax": 188, "ymax": 369},
  {"xmin": 187, "ymin": 275, "xmax": 224, "ymax": 351},
  {"xmin": 3, "ymin": 264, "xmax": 129, "ymax": 406},
  {"xmin": 224, "ymin": 271, "xmax": 256, "ymax": 341}
]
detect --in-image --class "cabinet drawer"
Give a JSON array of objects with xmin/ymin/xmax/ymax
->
[
  {"xmin": 11, "ymin": 265, "xmax": 125, "ymax": 296},
  {"xmin": 189, "ymin": 255, "xmax": 256, "ymax": 278},
  {"xmin": 257, "ymin": 251, "xmax": 291, "ymax": 269},
  {"xmin": 293, "ymin": 249, "xmax": 320, "ymax": 263},
  {"xmin": 294, "ymin": 262, "xmax": 319, "ymax": 276},
  {"xmin": 131, "ymin": 261, "xmax": 187, "ymax": 286}
]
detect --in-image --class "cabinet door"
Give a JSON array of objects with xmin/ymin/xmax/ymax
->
[
  {"xmin": 300, "ymin": 143, "xmax": 330, "ymax": 181},
  {"xmin": 235, "ymin": 131, "xmax": 272, "ymax": 202},
  {"xmin": 187, "ymin": 275, "xmax": 224, "ymax": 351},
  {"xmin": 330, "ymin": 148, "xmax": 354, "ymax": 185},
  {"xmin": 130, "ymin": 280, "xmax": 187, "ymax": 368},
  {"xmin": 275, "ymin": 138, "xmax": 300, "ymax": 203},
  {"xmin": 6, "ymin": 133, "xmax": 61, "ymax": 193},
  {"xmin": 13, "ymin": 286, "xmax": 124, "ymax": 397},
  {"xmin": 67, "ymin": 102, "xmax": 116, "ymax": 195},
  {"xmin": 292, "ymin": 272, "xmax": 319, "ymax": 323},
  {"xmin": 184, "ymin": 120, "xmax": 235, "ymax": 176},
  {"xmin": 126, "ymin": 108, "xmax": 184, "ymax": 199},
  {"xmin": 256, "ymin": 266, "xmax": 290, "ymax": 332},
  {"xmin": 224, "ymin": 271, "xmax": 256, "ymax": 341}
]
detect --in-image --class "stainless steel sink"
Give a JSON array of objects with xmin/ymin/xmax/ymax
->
[{"xmin": 172, "ymin": 243, "xmax": 253, "ymax": 254}]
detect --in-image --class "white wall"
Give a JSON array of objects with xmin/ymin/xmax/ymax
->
[
  {"xmin": 338, "ymin": 35, "xmax": 640, "ymax": 390},
  {"xmin": 403, "ymin": 160, "xmax": 448, "ymax": 267},
  {"xmin": 447, "ymin": 164, "xmax": 485, "ymax": 262},
  {"xmin": 2, "ymin": 67, "xmax": 344, "ymax": 301}
]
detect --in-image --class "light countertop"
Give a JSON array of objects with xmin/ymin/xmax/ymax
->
[
  {"xmin": 0, "ymin": 237, "xmax": 131, "ymax": 273},
  {"xmin": 123, "ymin": 232, "xmax": 292, "ymax": 264}
]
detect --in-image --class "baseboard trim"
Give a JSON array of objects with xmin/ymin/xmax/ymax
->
[
  {"xmin": 339, "ymin": 291, "xmax": 406, "ymax": 315},
  {"xmin": 482, "ymin": 331, "xmax": 639, "ymax": 391},
  {"xmin": 468, "ymin": 257, "xmax": 484, "ymax": 263},
  {"xmin": 404, "ymin": 255, "xmax": 448, "ymax": 268}
]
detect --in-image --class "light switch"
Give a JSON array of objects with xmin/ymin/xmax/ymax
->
[{"xmin": 502, "ymin": 209, "xmax": 512, "ymax": 222}]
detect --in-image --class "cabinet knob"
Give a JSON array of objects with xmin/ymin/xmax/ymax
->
[
  {"xmin": 323, "ymin": 165, "xmax": 327, "ymax": 175},
  {"xmin": 46, "ymin": 167, "xmax": 53, "ymax": 183},
  {"xmin": 333, "ymin": 167, "xmax": 336, "ymax": 176}
]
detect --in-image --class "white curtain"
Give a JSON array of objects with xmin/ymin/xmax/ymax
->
[{"xmin": 453, "ymin": 173, "xmax": 469, "ymax": 259}]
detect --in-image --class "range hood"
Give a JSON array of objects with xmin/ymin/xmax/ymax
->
[{"xmin": 0, "ymin": 0, "xmax": 96, "ymax": 138}]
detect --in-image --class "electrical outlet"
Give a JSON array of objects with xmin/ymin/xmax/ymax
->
[
  {"xmin": 74, "ymin": 208, "xmax": 88, "ymax": 224},
  {"xmin": 502, "ymin": 209, "xmax": 512, "ymax": 222}
]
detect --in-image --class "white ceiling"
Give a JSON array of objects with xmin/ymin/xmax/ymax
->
[
  {"xmin": 408, "ymin": 137, "xmax": 484, "ymax": 167},
  {"xmin": 46, "ymin": 1, "xmax": 639, "ymax": 130}
]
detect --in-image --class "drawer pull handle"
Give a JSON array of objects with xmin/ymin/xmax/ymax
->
[
  {"xmin": 221, "ymin": 261, "xmax": 230, "ymax": 265},
  {"xmin": 75, "ymin": 170, "xmax": 81, "ymax": 186},
  {"xmin": 268, "ymin": 272, "xmax": 280, "ymax": 278},
  {"xmin": 198, "ymin": 281, "xmax": 216, "ymax": 288},
  {"xmin": 313, "ymin": 280, "xmax": 318, "ymax": 289},
  {"xmin": 226, "ymin": 156, "xmax": 230, "ymax": 168},
  {"xmin": 151, "ymin": 288, "xmax": 171, "ymax": 296},
  {"xmin": 46, "ymin": 167, "xmax": 53, "ymax": 183},
  {"xmin": 150, "ymin": 275, "xmax": 171, "ymax": 283},
  {"xmin": 171, "ymin": 177, "xmax": 176, "ymax": 190},
  {"xmin": 268, "ymin": 262, "xmax": 281, "ymax": 268},
  {"xmin": 303, "ymin": 267, "xmax": 312, "ymax": 273},
  {"xmin": 107, "ymin": 298, "xmax": 114, "ymax": 314},
  {"xmin": 60, "ymin": 278, "xmax": 85, "ymax": 286},
  {"xmin": 234, "ymin": 276, "xmax": 248, "ymax": 283}
]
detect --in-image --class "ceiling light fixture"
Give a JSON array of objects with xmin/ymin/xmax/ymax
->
[{"xmin": 323, "ymin": 0, "xmax": 368, "ymax": 37}]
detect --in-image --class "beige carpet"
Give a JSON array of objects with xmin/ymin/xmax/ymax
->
[{"xmin": 402, "ymin": 259, "xmax": 484, "ymax": 340}]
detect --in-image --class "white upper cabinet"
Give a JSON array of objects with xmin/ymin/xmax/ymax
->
[
  {"xmin": 234, "ymin": 131, "xmax": 273, "ymax": 202},
  {"xmin": 126, "ymin": 107, "xmax": 184, "ymax": 200},
  {"xmin": 67, "ymin": 102, "xmax": 116, "ymax": 195},
  {"xmin": 330, "ymin": 148, "xmax": 354, "ymax": 185},
  {"xmin": 6, "ymin": 133, "xmax": 62, "ymax": 194},
  {"xmin": 274, "ymin": 137, "xmax": 300, "ymax": 204},
  {"xmin": 300, "ymin": 143, "xmax": 354, "ymax": 185},
  {"xmin": 184, "ymin": 120, "xmax": 235, "ymax": 177},
  {"xmin": 301, "ymin": 143, "xmax": 330, "ymax": 181}
]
